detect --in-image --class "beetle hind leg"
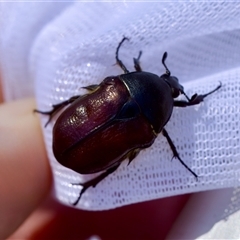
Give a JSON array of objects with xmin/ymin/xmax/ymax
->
[
  {"xmin": 71, "ymin": 163, "xmax": 121, "ymax": 206},
  {"xmin": 162, "ymin": 128, "xmax": 198, "ymax": 180}
]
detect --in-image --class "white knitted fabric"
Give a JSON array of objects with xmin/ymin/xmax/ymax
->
[{"xmin": 0, "ymin": 2, "xmax": 240, "ymax": 211}]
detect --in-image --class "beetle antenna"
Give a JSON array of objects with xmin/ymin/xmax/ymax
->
[{"xmin": 162, "ymin": 52, "xmax": 171, "ymax": 76}]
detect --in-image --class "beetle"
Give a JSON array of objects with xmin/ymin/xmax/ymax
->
[{"xmin": 35, "ymin": 37, "xmax": 221, "ymax": 206}]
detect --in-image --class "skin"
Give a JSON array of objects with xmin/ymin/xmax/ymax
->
[{"xmin": 0, "ymin": 74, "xmax": 191, "ymax": 239}]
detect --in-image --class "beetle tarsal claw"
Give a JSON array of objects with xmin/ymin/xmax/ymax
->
[
  {"xmin": 70, "ymin": 182, "xmax": 90, "ymax": 206},
  {"xmin": 72, "ymin": 188, "xmax": 86, "ymax": 206},
  {"xmin": 71, "ymin": 182, "xmax": 83, "ymax": 186}
]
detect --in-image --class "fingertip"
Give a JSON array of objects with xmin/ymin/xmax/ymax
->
[{"xmin": 0, "ymin": 98, "xmax": 52, "ymax": 239}]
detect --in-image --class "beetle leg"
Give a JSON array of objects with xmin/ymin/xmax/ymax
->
[
  {"xmin": 34, "ymin": 95, "xmax": 80, "ymax": 127},
  {"xmin": 162, "ymin": 128, "xmax": 198, "ymax": 180},
  {"xmin": 133, "ymin": 51, "xmax": 142, "ymax": 72},
  {"xmin": 71, "ymin": 163, "xmax": 121, "ymax": 206},
  {"xmin": 82, "ymin": 84, "xmax": 99, "ymax": 92},
  {"xmin": 115, "ymin": 37, "xmax": 130, "ymax": 73},
  {"xmin": 174, "ymin": 82, "xmax": 222, "ymax": 107},
  {"xmin": 127, "ymin": 148, "xmax": 140, "ymax": 165}
]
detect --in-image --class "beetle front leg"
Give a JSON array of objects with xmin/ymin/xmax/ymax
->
[
  {"xmin": 34, "ymin": 95, "xmax": 80, "ymax": 127},
  {"xmin": 162, "ymin": 128, "xmax": 198, "ymax": 179},
  {"xmin": 71, "ymin": 163, "xmax": 121, "ymax": 206},
  {"xmin": 133, "ymin": 51, "xmax": 143, "ymax": 72},
  {"xmin": 174, "ymin": 82, "xmax": 222, "ymax": 107},
  {"xmin": 115, "ymin": 37, "xmax": 130, "ymax": 73}
]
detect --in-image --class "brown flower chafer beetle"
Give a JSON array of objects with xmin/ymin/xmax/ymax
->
[{"xmin": 35, "ymin": 37, "xmax": 221, "ymax": 206}]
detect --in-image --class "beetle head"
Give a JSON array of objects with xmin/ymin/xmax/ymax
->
[{"xmin": 160, "ymin": 52, "xmax": 184, "ymax": 98}]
